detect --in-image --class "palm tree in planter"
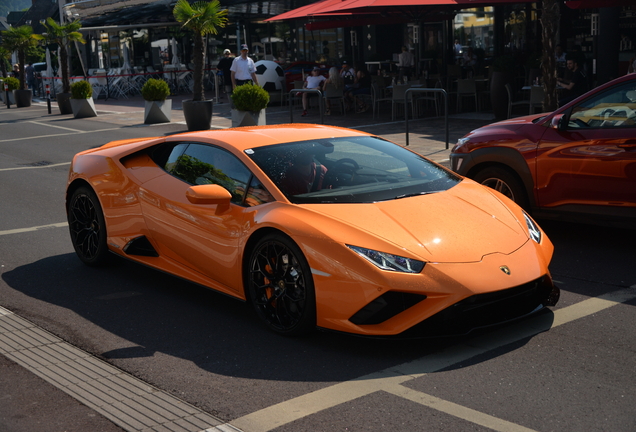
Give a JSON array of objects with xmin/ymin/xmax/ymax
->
[
  {"xmin": 173, "ymin": 0, "xmax": 228, "ymax": 131},
  {"xmin": 1, "ymin": 25, "xmax": 38, "ymax": 107},
  {"xmin": 36, "ymin": 18, "xmax": 86, "ymax": 115}
]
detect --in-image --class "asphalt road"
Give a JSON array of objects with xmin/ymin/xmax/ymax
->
[{"xmin": 1, "ymin": 104, "xmax": 635, "ymax": 432}]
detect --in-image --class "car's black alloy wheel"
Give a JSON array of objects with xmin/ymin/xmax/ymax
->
[
  {"xmin": 68, "ymin": 186, "xmax": 111, "ymax": 266},
  {"xmin": 247, "ymin": 234, "xmax": 316, "ymax": 336}
]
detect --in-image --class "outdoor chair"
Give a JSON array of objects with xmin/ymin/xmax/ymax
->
[
  {"xmin": 456, "ymin": 79, "xmax": 479, "ymax": 112},
  {"xmin": 323, "ymin": 83, "xmax": 346, "ymax": 116},
  {"xmin": 505, "ymin": 83, "xmax": 530, "ymax": 118}
]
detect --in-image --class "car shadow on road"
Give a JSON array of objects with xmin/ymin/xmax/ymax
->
[{"xmin": 1, "ymin": 252, "xmax": 556, "ymax": 385}]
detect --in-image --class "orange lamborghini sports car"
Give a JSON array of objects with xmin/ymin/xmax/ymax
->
[{"xmin": 66, "ymin": 124, "xmax": 559, "ymax": 337}]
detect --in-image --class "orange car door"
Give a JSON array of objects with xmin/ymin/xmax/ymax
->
[
  {"xmin": 536, "ymin": 82, "xmax": 636, "ymax": 208},
  {"xmin": 138, "ymin": 143, "xmax": 255, "ymax": 294}
]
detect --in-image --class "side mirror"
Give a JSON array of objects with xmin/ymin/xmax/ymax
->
[
  {"xmin": 186, "ymin": 184, "xmax": 232, "ymax": 208},
  {"xmin": 551, "ymin": 114, "xmax": 566, "ymax": 130}
]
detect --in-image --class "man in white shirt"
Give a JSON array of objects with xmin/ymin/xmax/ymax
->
[
  {"xmin": 230, "ymin": 44, "xmax": 258, "ymax": 89},
  {"xmin": 301, "ymin": 67, "xmax": 326, "ymax": 117},
  {"xmin": 397, "ymin": 46, "xmax": 414, "ymax": 81},
  {"xmin": 340, "ymin": 61, "xmax": 356, "ymax": 91}
]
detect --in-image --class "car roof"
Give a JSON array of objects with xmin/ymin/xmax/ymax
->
[{"xmin": 165, "ymin": 123, "xmax": 370, "ymax": 152}]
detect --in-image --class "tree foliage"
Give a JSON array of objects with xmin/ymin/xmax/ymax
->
[
  {"xmin": 0, "ymin": 0, "xmax": 32, "ymax": 18},
  {"xmin": 540, "ymin": 0, "xmax": 560, "ymax": 112},
  {"xmin": 36, "ymin": 18, "xmax": 85, "ymax": 93},
  {"xmin": 1, "ymin": 24, "xmax": 38, "ymax": 89},
  {"xmin": 173, "ymin": 0, "xmax": 228, "ymax": 101}
]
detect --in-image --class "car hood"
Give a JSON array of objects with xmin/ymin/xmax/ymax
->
[
  {"xmin": 474, "ymin": 113, "xmax": 548, "ymax": 130},
  {"xmin": 305, "ymin": 180, "xmax": 528, "ymax": 263}
]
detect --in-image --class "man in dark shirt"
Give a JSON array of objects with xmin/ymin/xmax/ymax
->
[
  {"xmin": 216, "ymin": 49, "xmax": 234, "ymax": 99},
  {"xmin": 557, "ymin": 56, "xmax": 588, "ymax": 106}
]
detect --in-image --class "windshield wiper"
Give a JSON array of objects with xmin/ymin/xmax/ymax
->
[{"xmin": 394, "ymin": 190, "xmax": 442, "ymax": 199}]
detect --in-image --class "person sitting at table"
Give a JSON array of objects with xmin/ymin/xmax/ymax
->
[
  {"xmin": 557, "ymin": 55, "xmax": 588, "ymax": 106},
  {"xmin": 301, "ymin": 66, "xmax": 326, "ymax": 117},
  {"xmin": 462, "ymin": 47, "xmax": 477, "ymax": 78},
  {"xmin": 346, "ymin": 64, "xmax": 372, "ymax": 113},
  {"xmin": 340, "ymin": 61, "xmax": 356, "ymax": 93},
  {"xmin": 323, "ymin": 67, "xmax": 344, "ymax": 116},
  {"xmin": 555, "ymin": 44, "xmax": 567, "ymax": 78}
]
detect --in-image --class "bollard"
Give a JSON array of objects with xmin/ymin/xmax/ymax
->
[
  {"xmin": 4, "ymin": 83, "xmax": 10, "ymax": 109},
  {"xmin": 46, "ymin": 84, "xmax": 51, "ymax": 114}
]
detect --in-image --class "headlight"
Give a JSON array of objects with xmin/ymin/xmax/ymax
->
[
  {"xmin": 523, "ymin": 211, "xmax": 542, "ymax": 243},
  {"xmin": 457, "ymin": 137, "xmax": 470, "ymax": 146},
  {"xmin": 347, "ymin": 245, "xmax": 425, "ymax": 273},
  {"xmin": 452, "ymin": 137, "xmax": 471, "ymax": 153}
]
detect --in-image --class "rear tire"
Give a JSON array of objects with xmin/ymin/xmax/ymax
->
[
  {"xmin": 246, "ymin": 233, "xmax": 316, "ymax": 336},
  {"xmin": 473, "ymin": 166, "xmax": 528, "ymax": 209},
  {"xmin": 67, "ymin": 186, "xmax": 111, "ymax": 266}
]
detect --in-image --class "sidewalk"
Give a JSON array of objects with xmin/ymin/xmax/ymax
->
[{"xmin": 32, "ymin": 91, "xmax": 496, "ymax": 164}]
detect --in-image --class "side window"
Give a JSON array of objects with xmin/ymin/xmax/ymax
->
[
  {"xmin": 569, "ymin": 81, "xmax": 636, "ymax": 129},
  {"xmin": 152, "ymin": 143, "xmax": 188, "ymax": 172},
  {"xmin": 245, "ymin": 176, "xmax": 275, "ymax": 207},
  {"xmin": 171, "ymin": 143, "xmax": 252, "ymax": 205}
]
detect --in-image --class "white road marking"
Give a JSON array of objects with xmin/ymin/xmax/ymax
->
[
  {"xmin": 231, "ymin": 285, "xmax": 636, "ymax": 432},
  {"xmin": 0, "ymin": 162, "xmax": 70, "ymax": 172},
  {"xmin": 28, "ymin": 121, "xmax": 84, "ymax": 132},
  {"xmin": 384, "ymin": 383, "xmax": 538, "ymax": 432},
  {"xmin": 0, "ymin": 127, "xmax": 121, "ymax": 143},
  {"xmin": 0, "ymin": 222, "xmax": 68, "ymax": 236}
]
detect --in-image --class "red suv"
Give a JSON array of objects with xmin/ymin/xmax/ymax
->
[{"xmin": 450, "ymin": 74, "xmax": 636, "ymax": 225}]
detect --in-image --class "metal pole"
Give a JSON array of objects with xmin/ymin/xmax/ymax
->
[
  {"xmin": 4, "ymin": 83, "xmax": 10, "ymax": 109},
  {"xmin": 46, "ymin": 84, "xmax": 51, "ymax": 114},
  {"xmin": 288, "ymin": 88, "xmax": 323, "ymax": 123},
  {"xmin": 404, "ymin": 87, "xmax": 448, "ymax": 148}
]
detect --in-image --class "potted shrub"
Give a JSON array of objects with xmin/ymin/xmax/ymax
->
[
  {"xmin": 141, "ymin": 78, "xmax": 172, "ymax": 124},
  {"xmin": 230, "ymin": 82, "xmax": 270, "ymax": 127},
  {"xmin": 173, "ymin": 0, "xmax": 228, "ymax": 131},
  {"xmin": 37, "ymin": 18, "xmax": 86, "ymax": 115},
  {"xmin": 70, "ymin": 80, "xmax": 97, "ymax": 118},
  {"xmin": 1, "ymin": 24, "xmax": 38, "ymax": 108},
  {"xmin": 1, "ymin": 76, "xmax": 19, "ymax": 105}
]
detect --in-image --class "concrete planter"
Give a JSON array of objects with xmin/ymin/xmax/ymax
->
[
  {"xmin": 57, "ymin": 93, "xmax": 73, "ymax": 115},
  {"xmin": 70, "ymin": 98, "xmax": 98, "ymax": 118},
  {"xmin": 231, "ymin": 109, "xmax": 266, "ymax": 127},
  {"xmin": 14, "ymin": 89, "xmax": 32, "ymax": 108},
  {"xmin": 1, "ymin": 90, "xmax": 17, "ymax": 105},
  {"xmin": 144, "ymin": 99, "xmax": 172, "ymax": 124},
  {"xmin": 182, "ymin": 99, "xmax": 213, "ymax": 131}
]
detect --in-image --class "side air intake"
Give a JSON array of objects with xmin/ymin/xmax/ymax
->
[{"xmin": 123, "ymin": 236, "xmax": 159, "ymax": 257}]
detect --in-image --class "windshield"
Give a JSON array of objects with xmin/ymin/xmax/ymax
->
[{"xmin": 247, "ymin": 136, "xmax": 460, "ymax": 204}]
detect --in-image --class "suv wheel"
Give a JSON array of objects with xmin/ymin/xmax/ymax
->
[{"xmin": 473, "ymin": 167, "xmax": 528, "ymax": 209}]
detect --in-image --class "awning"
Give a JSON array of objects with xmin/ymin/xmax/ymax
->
[
  {"xmin": 264, "ymin": 0, "xmax": 354, "ymax": 21},
  {"xmin": 316, "ymin": 0, "xmax": 535, "ymax": 16},
  {"xmin": 267, "ymin": 0, "xmax": 535, "ymax": 22},
  {"xmin": 564, "ymin": 0, "xmax": 634, "ymax": 8}
]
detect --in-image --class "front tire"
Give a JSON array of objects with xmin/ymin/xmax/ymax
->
[
  {"xmin": 246, "ymin": 233, "xmax": 316, "ymax": 336},
  {"xmin": 67, "ymin": 186, "xmax": 111, "ymax": 266},
  {"xmin": 473, "ymin": 166, "xmax": 528, "ymax": 209}
]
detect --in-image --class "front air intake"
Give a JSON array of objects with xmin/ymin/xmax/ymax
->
[{"xmin": 349, "ymin": 291, "xmax": 427, "ymax": 325}]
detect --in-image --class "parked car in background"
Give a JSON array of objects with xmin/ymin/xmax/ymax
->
[{"xmin": 451, "ymin": 73, "xmax": 636, "ymax": 226}]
